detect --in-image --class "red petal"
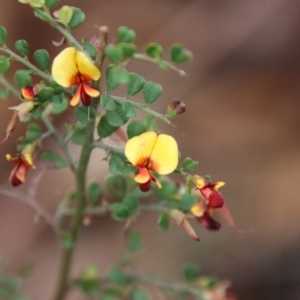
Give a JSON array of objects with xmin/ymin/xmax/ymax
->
[
  {"xmin": 196, "ymin": 212, "xmax": 221, "ymax": 231},
  {"xmin": 21, "ymin": 85, "xmax": 36, "ymax": 100},
  {"xmin": 208, "ymin": 189, "xmax": 224, "ymax": 208},
  {"xmin": 70, "ymin": 85, "xmax": 81, "ymax": 106},
  {"xmin": 9, "ymin": 161, "xmax": 29, "ymax": 187},
  {"xmin": 139, "ymin": 179, "xmax": 152, "ymax": 192},
  {"xmin": 80, "ymin": 89, "xmax": 91, "ymax": 106}
]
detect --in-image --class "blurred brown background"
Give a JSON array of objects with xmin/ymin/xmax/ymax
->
[{"xmin": 1, "ymin": 0, "xmax": 300, "ymax": 299}]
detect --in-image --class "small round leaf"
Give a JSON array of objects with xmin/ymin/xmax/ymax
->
[
  {"xmin": 142, "ymin": 81, "xmax": 163, "ymax": 104},
  {"xmin": 0, "ymin": 26, "xmax": 7, "ymax": 45},
  {"xmin": 117, "ymin": 26, "xmax": 136, "ymax": 43},
  {"xmin": 68, "ymin": 7, "xmax": 85, "ymax": 29},
  {"xmin": 0, "ymin": 56, "xmax": 10, "ymax": 73},
  {"xmin": 34, "ymin": 49, "xmax": 50, "ymax": 70},
  {"xmin": 127, "ymin": 120, "xmax": 147, "ymax": 139},
  {"xmin": 127, "ymin": 72, "xmax": 145, "ymax": 96},
  {"xmin": 15, "ymin": 40, "xmax": 29, "ymax": 56}
]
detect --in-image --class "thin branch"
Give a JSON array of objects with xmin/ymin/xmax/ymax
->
[
  {"xmin": 0, "ymin": 75, "xmax": 23, "ymax": 100},
  {"xmin": 111, "ymin": 95, "xmax": 172, "ymax": 125},
  {"xmin": 0, "ymin": 46, "xmax": 53, "ymax": 82},
  {"xmin": 41, "ymin": 112, "xmax": 77, "ymax": 172},
  {"xmin": 92, "ymin": 140, "xmax": 124, "ymax": 156}
]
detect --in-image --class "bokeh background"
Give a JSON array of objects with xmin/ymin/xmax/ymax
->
[{"xmin": 1, "ymin": 0, "xmax": 300, "ymax": 299}]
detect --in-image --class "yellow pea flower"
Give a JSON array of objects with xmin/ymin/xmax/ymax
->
[
  {"xmin": 51, "ymin": 47, "xmax": 100, "ymax": 106},
  {"xmin": 125, "ymin": 131, "xmax": 178, "ymax": 192}
]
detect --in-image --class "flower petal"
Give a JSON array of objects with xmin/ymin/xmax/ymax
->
[
  {"xmin": 149, "ymin": 134, "xmax": 178, "ymax": 174},
  {"xmin": 125, "ymin": 131, "xmax": 157, "ymax": 166},
  {"xmin": 82, "ymin": 82, "xmax": 100, "ymax": 97},
  {"xmin": 21, "ymin": 85, "xmax": 36, "ymax": 100},
  {"xmin": 217, "ymin": 205, "xmax": 254, "ymax": 234},
  {"xmin": 76, "ymin": 50, "xmax": 101, "ymax": 81},
  {"xmin": 9, "ymin": 161, "xmax": 29, "ymax": 186},
  {"xmin": 51, "ymin": 47, "xmax": 79, "ymax": 87},
  {"xmin": 190, "ymin": 202, "xmax": 206, "ymax": 217},
  {"xmin": 134, "ymin": 167, "xmax": 151, "ymax": 183},
  {"xmin": 70, "ymin": 85, "xmax": 82, "ymax": 106},
  {"xmin": 196, "ymin": 212, "xmax": 221, "ymax": 231},
  {"xmin": 207, "ymin": 189, "xmax": 224, "ymax": 208}
]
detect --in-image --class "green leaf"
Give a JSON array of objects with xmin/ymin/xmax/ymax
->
[
  {"xmin": 50, "ymin": 80, "xmax": 64, "ymax": 94},
  {"xmin": 33, "ymin": 49, "xmax": 50, "ymax": 70},
  {"xmin": 108, "ymin": 267, "xmax": 130, "ymax": 284},
  {"xmin": 37, "ymin": 87, "xmax": 55, "ymax": 102},
  {"xmin": 14, "ymin": 70, "xmax": 31, "ymax": 88},
  {"xmin": 143, "ymin": 116, "xmax": 157, "ymax": 131},
  {"xmin": 76, "ymin": 106, "xmax": 95, "ymax": 125},
  {"xmin": 117, "ymin": 26, "xmax": 136, "ymax": 43},
  {"xmin": 183, "ymin": 157, "xmax": 199, "ymax": 170},
  {"xmin": 170, "ymin": 44, "xmax": 192, "ymax": 63},
  {"xmin": 83, "ymin": 38, "xmax": 96, "ymax": 60},
  {"xmin": 158, "ymin": 213, "xmax": 170, "ymax": 231},
  {"xmin": 142, "ymin": 81, "xmax": 162, "ymax": 104},
  {"xmin": 131, "ymin": 287, "xmax": 150, "ymax": 300},
  {"xmin": 88, "ymin": 182, "xmax": 102, "ymax": 205},
  {"xmin": 45, "ymin": 0, "xmax": 59, "ymax": 8},
  {"xmin": 127, "ymin": 72, "xmax": 145, "ymax": 96},
  {"xmin": 119, "ymin": 42, "xmax": 136, "ymax": 58},
  {"xmin": 98, "ymin": 115, "xmax": 119, "ymax": 138},
  {"xmin": 56, "ymin": 5, "xmax": 73, "ymax": 26},
  {"xmin": 123, "ymin": 195, "xmax": 138, "ymax": 214},
  {"xmin": 183, "ymin": 264, "xmax": 201, "ymax": 281},
  {"xmin": 71, "ymin": 125, "xmax": 85, "ymax": 145},
  {"xmin": 145, "ymin": 42, "xmax": 163, "ymax": 58},
  {"xmin": 51, "ymin": 97, "xmax": 68, "ymax": 114},
  {"xmin": 106, "ymin": 110, "xmax": 125, "ymax": 127},
  {"xmin": 180, "ymin": 193, "xmax": 198, "ymax": 211},
  {"xmin": 26, "ymin": 123, "xmax": 42, "ymax": 140},
  {"xmin": 101, "ymin": 95, "xmax": 117, "ymax": 110},
  {"xmin": 0, "ymin": 26, "xmax": 7, "ymax": 45},
  {"xmin": 106, "ymin": 65, "xmax": 128, "ymax": 91},
  {"xmin": 27, "ymin": 0, "xmax": 45, "ymax": 7},
  {"xmin": 127, "ymin": 120, "xmax": 147, "ymax": 139},
  {"xmin": 105, "ymin": 45, "xmax": 123, "ymax": 63},
  {"xmin": 31, "ymin": 105, "xmax": 42, "ymax": 119},
  {"xmin": 0, "ymin": 56, "xmax": 10, "ymax": 73},
  {"xmin": 126, "ymin": 231, "xmax": 143, "ymax": 252},
  {"xmin": 0, "ymin": 88, "xmax": 9, "ymax": 99},
  {"xmin": 106, "ymin": 175, "xmax": 127, "ymax": 199},
  {"xmin": 156, "ymin": 181, "xmax": 177, "ymax": 200},
  {"xmin": 40, "ymin": 150, "xmax": 68, "ymax": 169},
  {"xmin": 68, "ymin": 7, "xmax": 85, "ymax": 28},
  {"xmin": 122, "ymin": 102, "xmax": 136, "ymax": 118},
  {"xmin": 15, "ymin": 40, "xmax": 29, "ymax": 56},
  {"xmin": 110, "ymin": 203, "xmax": 130, "ymax": 220},
  {"xmin": 109, "ymin": 154, "xmax": 125, "ymax": 175}
]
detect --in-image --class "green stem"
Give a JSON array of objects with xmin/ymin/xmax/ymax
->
[
  {"xmin": 41, "ymin": 113, "xmax": 77, "ymax": 172},
  {"xmin": 0, "ymin": 46, "xmax": 53, "ymax": 82},
  {"xmin": 111, "ymin": 95, "xmax": 172, "ymax": 125},
  {"xmin": 34, "ymin": 9, "xmax": 90, "ymax": 59},
  {"xmin": 93, "ymin": 140, "xmax": 124, "ymax": 156},
  {"xmin": 53, "ymin": 26, "xmax": 108, "ymax": 300},
  {"xmin": 0, "ymin": 75, "xmax": 23, "ymax": 100},
  {"xmin": 132, "ymin": 53, "xmax": 187, "ymax": 76}
]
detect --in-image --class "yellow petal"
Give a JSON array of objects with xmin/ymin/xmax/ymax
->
[
  {"xmin": 149, "ymin": 134, "xmax": 178, "ymax": 174},
  {"xmin": 125, "ymin": 131, "xmax": 157, "ymax": 166},
  {"xmin": 193, "ymin": 175, "xmax": 206, "ymax": 189},
  {"xmin": 190, "ymin": 202, "xmax": 206, "ymax": 217},
  {"xmin": 214, "ymin": 181, "xmax": 225, "ymax": 190},
  {"xmin": 76, "ymin": 50, "xmax": 101, "ymax": 81},
  {"xmin": 51, "ymin": 47, "xmax": 79, "ymax": 87}
]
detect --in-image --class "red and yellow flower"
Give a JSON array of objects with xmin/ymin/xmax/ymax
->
[
  {"xmin": 6, "ymin": 143, "xmax": 35, "ymax": 186},
  {"xmin": 51, "ymin": 47, "xmax": 100, "ymax": 107},
  {"xmin": 125, "ymin": 131, "xmax": 178, "ymax": 192},
  {"xmin": 21, "ymin": 83, "xmax": 45, "ymax": 100}
]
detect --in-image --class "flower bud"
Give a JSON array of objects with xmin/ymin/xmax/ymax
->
[{"xmin": 167, "ymin": 99, "xmax": 186, "ymax": 118}]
